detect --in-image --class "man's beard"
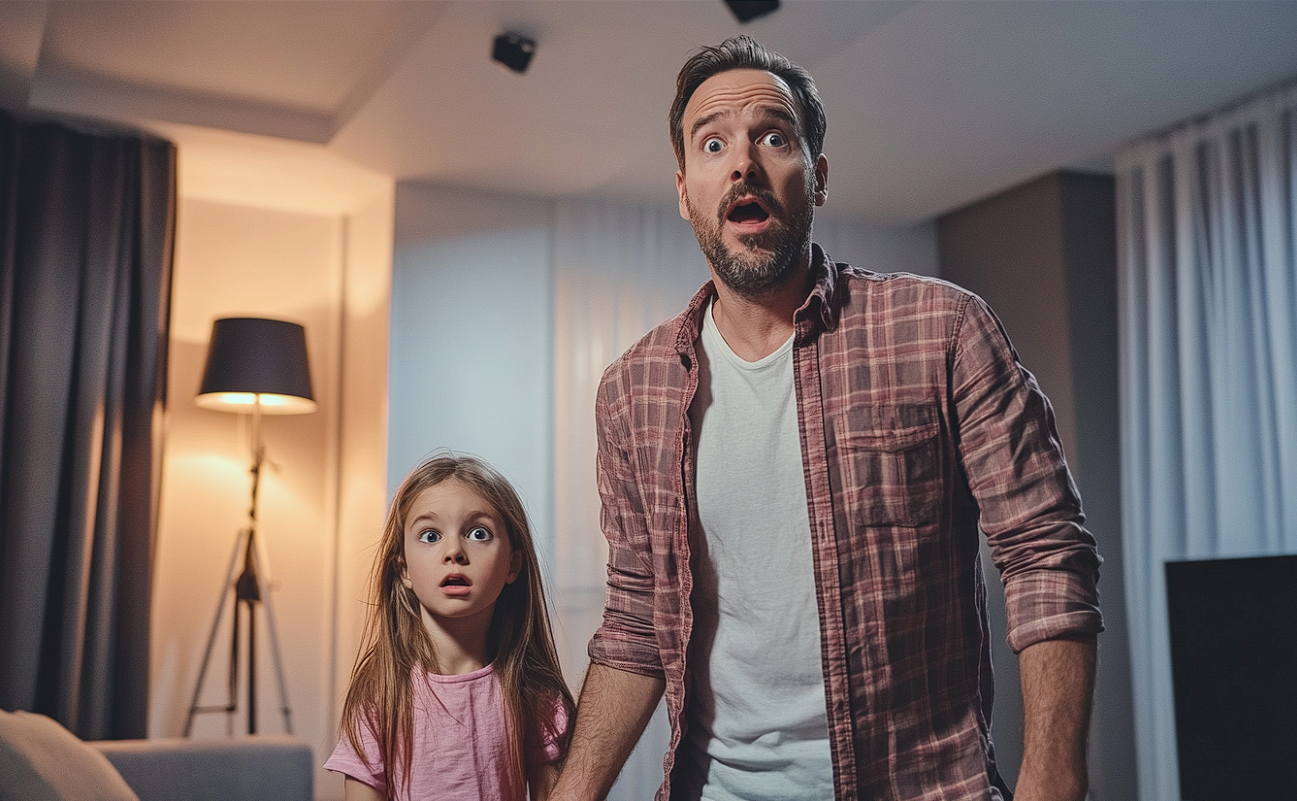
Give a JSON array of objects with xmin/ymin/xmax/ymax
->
[{"xmin": 687, "ymin": 180, "xmax": 814, "ymax": 299}]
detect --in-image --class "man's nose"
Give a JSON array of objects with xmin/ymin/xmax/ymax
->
[{"xmin": 730, "ymin": 142, "xmax": 763, "ymax": 183}]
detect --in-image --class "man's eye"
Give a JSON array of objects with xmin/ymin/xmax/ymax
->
[
  {"xmin": 466, "ymin": 526, "xmax": 494, "ymax": 542},
  {"xmin": 703, "ymin": 137, "xmax": 723, "ymax": 153},
  {"xmin": 417, "ymin": 529, "xmax": 441, "ymax": 543},
  {"xmin": 760, "ymin": 132, "xmax": 786, "ymax": 147}
]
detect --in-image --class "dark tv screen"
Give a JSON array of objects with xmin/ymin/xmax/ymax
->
[{"xmin": 1165, "ymin": 554, "xmax": 1297, "ymax": 801}]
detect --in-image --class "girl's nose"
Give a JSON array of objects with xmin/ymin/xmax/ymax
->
[{"xmin": 443, "ymin": 548, "xmax": 467, "ymax": 565}]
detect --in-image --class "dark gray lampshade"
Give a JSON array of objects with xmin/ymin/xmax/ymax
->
[{"xmin": 196, "ymin": 317, "xmax": 317, "ymax": 415}]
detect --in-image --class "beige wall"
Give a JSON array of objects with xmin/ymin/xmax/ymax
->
[{"xmin": 148, "ymin": 126, "xmax": 392, "ymax": 800}]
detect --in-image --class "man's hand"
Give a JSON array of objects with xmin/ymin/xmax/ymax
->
[
  {"xmin": 1013, "ymin": 635, "xmax": 1098, "ymax": 801},
  {"xmin": 549, "ymin": 663, "xmax": 665, "ymax": 801}
]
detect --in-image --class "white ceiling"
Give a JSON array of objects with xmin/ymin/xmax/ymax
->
[{"xmin": 3, "ymin": 0, "xmax": 1297, "ymax": 225}]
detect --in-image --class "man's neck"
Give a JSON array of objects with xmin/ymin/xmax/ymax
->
[{"xmin": 709, "ymin": 258, "xmax": 813, "ymax": 362}]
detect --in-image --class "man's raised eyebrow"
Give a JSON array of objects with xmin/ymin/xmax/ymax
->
[
  {"xmin": 689, "ymin": 110, "xmax": 726, "ymax": 142},
  {"xmin": 689, "ymin": 106, "xmax": 799, "ymax": 142}
]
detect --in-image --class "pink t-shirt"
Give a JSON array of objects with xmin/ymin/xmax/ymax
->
[{"xmin": 325, "ymin": 664, "xmax": 566, "ymax": 801}]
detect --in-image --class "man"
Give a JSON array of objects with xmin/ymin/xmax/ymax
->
[{"xmin": 551, "ymin": 36, "xmax": 1102, "ymax": 801}]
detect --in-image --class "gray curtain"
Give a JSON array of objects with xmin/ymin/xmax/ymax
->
[
  {"xmin": 1117, "ymin": 79, "xmax": 1297, "ymax": 799},
  {"xmin": 0, "ymin": 109, "xmax": 175, "ymax": 740}
]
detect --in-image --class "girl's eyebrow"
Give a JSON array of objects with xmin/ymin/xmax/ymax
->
[
  {"xmin": 407, "ymin": 509, "xmax": 499, "ymax": 529},
  {"xmin": 407, "ymin": 512, "xmax": 438, "ymax": 529},
  {"xmin": 464, "ymin": 510, "xmax": 501, "ymax": 526}
]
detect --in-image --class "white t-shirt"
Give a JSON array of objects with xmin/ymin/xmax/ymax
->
[
  {"xmin": 325, "ymin": 664, "xmax": 565, "ymax": 801},
  {"xmin": 680, "ymin": 301, "xmax": 833, "ymax": 801}
]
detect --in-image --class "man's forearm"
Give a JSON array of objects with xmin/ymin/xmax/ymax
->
[
  {"xmin": 551, "ymin": 663, "xmax": 666, "ymax": 801},
  {"xmin": 1014, "ymin": 635, "xmax": 1098, "ymax": 801}
]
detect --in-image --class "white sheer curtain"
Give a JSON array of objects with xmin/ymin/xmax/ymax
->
[
  {"xmin": 552, "ymin": 196, "xmax": 705, "ymax": 799},
  {"xmin": 1117, "ymin": 80, "xmax": 1297, "ymax": 801}
]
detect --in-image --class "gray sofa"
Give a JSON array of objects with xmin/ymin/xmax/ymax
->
[{"xmin": 1, "ymin": 710, "xmax": 313, "ymax": 801}]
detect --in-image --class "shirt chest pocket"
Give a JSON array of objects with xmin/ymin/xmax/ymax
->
[{"xmin": 831, "ymin": 403, "xmax": 944, "ymax": 528}]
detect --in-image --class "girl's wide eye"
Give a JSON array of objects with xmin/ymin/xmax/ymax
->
[
  {"xmin": 703, "ymin": 137, "xmax": 723, "ymax": 154},
  {"xmin": 466, "ymin": 526, "xmax": 493, "ymax": 542},
  {"xmin": 417, "ymin": 529, "xmax": 441, "ymax": 543}
]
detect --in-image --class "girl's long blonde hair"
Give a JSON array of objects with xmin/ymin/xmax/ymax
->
[{"xmin": 338, "ymin": 453, "xmax": 574, "ymax": 796}]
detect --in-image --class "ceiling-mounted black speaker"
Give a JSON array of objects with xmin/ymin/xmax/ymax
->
[
  {"xmin": 724, "ymin": 0, "xmax": 780, "ymax": 24},
  {"xmin": 492, "ymin": 33, "xmax": 535, "ymax": 73}
]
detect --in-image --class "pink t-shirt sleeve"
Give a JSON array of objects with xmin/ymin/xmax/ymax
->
[{"xmin": 324, "ymin": 715, "xmax": 387, "ymax": 795}]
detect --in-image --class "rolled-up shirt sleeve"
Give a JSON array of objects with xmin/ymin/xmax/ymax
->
[
  {"xmin": 587, "ymin": 367, "xmax": 667, "ymax": 677},
  {"xmin": 951, "ymin": 293, "xmax": 1104, "ymax": 653}
]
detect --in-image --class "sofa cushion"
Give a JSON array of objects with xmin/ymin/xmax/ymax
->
[
  {"xmin": 0, "ymin": 710, "xmax": 140, "ymax": 801},
  {"xmin": 93, "ymin": 735, "xmax": 315, "ymax": 801}
]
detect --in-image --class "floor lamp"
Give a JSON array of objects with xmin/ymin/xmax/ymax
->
[{"xmin": 184, "ymin": 317, "xmax": 316, "ymax": 737}]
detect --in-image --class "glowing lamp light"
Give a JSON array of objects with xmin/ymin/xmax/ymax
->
[{"xmin": 197, "ymin": 391, "xmax": 310, "ymax": 411}]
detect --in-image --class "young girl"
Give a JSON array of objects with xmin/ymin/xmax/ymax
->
[{"xmin": 326, "ymin": 454, "xmax": 575, "ymax": 800}]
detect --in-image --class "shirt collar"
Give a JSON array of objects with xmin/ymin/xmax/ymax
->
[
  {"xmin": 799, "ymin": 243, "xmax": 840, "ymax": 335},
  {"xmin": 674, "ymin": 242, "xmax": 841, "ymax": 359}
]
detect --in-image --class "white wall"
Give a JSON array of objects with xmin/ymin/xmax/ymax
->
[{"xmin": 387, "ymin": 183, "xmax": 557, "ymax": 563}]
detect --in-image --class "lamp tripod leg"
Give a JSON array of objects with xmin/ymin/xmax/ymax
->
[
  {"xmin": 186, "ymin": 400, "xmax": 295, "ymax": 736},
  {"xmin": 251, "ymin": 528, "xmax": 294, "ymax": 734},
  {"xmin": 184, "ymin": 528, "xmax": 248, "ymax": 737}
]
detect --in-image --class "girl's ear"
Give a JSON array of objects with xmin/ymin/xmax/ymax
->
[
  {"xmin": 506, "ymin": 550, "xmax": 523, "ymax": 584},
  {"xmin": 398, "ymin": 556, "xmax": 413, "ymax": 590}
]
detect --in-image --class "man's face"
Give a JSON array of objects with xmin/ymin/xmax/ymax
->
[{"xmin": 675, "ymin": 68, "xmax": 828, "ymax": 298}]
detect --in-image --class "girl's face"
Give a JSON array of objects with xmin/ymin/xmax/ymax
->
[{"xmin": 399, "ymin": 478, "xmax": 522, "ymax": 633}]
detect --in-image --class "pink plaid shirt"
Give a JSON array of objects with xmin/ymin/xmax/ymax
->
[{"xmin": 589, "ymin": 245, "xmax": 1103, "ymax": 801}]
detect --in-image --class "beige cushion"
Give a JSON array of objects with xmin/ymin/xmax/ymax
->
[{"xmin": 0, "ymin": 710, "xmax": 139, "ymax": 801}]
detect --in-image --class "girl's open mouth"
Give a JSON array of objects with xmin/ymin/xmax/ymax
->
[{"xmin": 440, "ymin": 574, "xmax": 472, "ymax": 594}]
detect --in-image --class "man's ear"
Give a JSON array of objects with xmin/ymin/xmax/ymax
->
[
  {"xmin": 676, "ymin": 169, "xmax": 691, "ymax": 221},
  {"xmin": 814, "ymin": 153, "xmax": 829, "ymax": 207}
]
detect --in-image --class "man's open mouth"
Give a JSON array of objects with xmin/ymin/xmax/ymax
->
[{"xmin": 727, "ymin": 200, "xmax": 770, "ymax": 224}]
